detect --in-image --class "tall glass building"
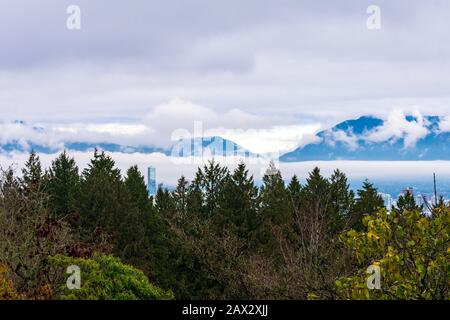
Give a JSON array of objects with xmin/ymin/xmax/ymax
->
[{"xmin": 147, "ymin": 167, "xmax": 156, "ymax": 197}]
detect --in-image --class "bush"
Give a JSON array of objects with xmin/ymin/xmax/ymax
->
[
  {"xmin": 0, "ymin": 264, "xmax": 23, "ymax": 300},
  {"xmin": 49, "ymin": 254, "xmax": 174, "ymax": 300},
  {"xmin": 336, "ymin": 208, "xmax": 449, "ymax": 300}
]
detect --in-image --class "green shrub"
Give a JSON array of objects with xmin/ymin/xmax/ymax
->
[
  {"xmin": 49, "ymin": 254, "xmax": 174, "ymax": 300},
  {"xmin": 0, "ymin": 264, "xmax": 23, "ymax": 300},
  {"xmin": 336, "ymin": 208, "xmax": 449, "ymax": 300}
]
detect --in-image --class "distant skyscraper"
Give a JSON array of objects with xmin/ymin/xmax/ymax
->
[{"xmin": 147, "ymin": 167, "xmax": 156, "ymax": 197}]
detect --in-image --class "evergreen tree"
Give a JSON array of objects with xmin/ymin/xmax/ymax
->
[
  {"xmin": 302, "ymin": 167, "xmax": 331, "ymax": 225},
  {"xmin": 21, "ymin": 151, "xmax": 44, "ymax": 193},
  {"xmin": 155, "ymin": 185, "xmax": 175, "ymax": 215},
  {"xmin": 329, "ymin": 169, "xmax": 355, "ymax": 232},
  {"xmin": 78, "ymin": 150, "xmax": 127, "ymax": 239},
  {"xmin": 185, "ymin": 180, "xmax": 203, "ymax": 217},
  {"xmin": 259, "ymin": 162, "xmax": 290, "ymax": 226},
  {"xmin": 216, "ymin": 162, "xmax": 259, "ymax": 245},
  {"xmin": 192, "ymin": 160, "xmax": 229, "ymax": 217},
  {"xmin": 299, "ymin": 167, "xmax": 332, "ymax": 250},
  {"xmin": 125, "ymin": 165, "xmax": 151, "ymax": 214},
  {"xmin": 47, "ymin": 151, "xmax": 80, "ymax": 218},
  {"xmin": 258, "ymin": 162, "xmax": 291, "ymax": 254},
  {"xmin": 173, "ymin": 176, "xmax": 189, "ymax": 216},
  {"xmin": 394, "ymin": 189, "xmax": 423, "ymax": 214},
  {"xmin": 351, "ymin": 180, "xmax": 385, "ymax": 231},
  {"xmin": 122, "ymin": 166, "xmax": 149, "ymax": 255},
  {"xmin": 287, "ymin": 175, "xmax": 302, "ymax": 211},
  {"xmin": 1, "ymin": 167, "xmax": 21, "ymax": 200}
]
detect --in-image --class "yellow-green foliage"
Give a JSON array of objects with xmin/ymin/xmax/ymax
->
[
  {"xmin": 48, "ymin": 254, "xmax": 174, "ymax": 300},
  {"xmin": 336, "ymin": 208, "xmax": 449, "ymax": 300},
  {"xmin": 0, "ymin": 264, "xmax": 23, "ymax": 300}
]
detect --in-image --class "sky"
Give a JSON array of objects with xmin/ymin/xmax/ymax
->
[{"xmin": 1, "ymin": 1, "xmax": 450, "ymax": 185}]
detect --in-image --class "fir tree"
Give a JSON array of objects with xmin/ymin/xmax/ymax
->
[
  {"xmin": 121, "ymin": 165, "xmax": 151, "ymax": 271},
  {"xmin": 173, "ymin": 176, "xmax": 189, "ymax": 216},
  {"xmin": 78, "ymin": 150, "xmax": 126, "ymax": 235},
  {"xmin": 258, "ymin": 162, "xmax": 291, "ymax": 255},
  {"xmin": 329, "ymin": 169, "xmax": 355, "ymax": 232},
  {"xmin": 351, "ymin": 180, "xmax": 385, "ymax": 231},
  {"xmin": 192, "ymin": 160, "xmax": 229, "ymax": 217},
  {"xmin": 21, "ymin": 151, "xmax": 44, "ymax": 193},
  {"xmin": 394, "ymin": 189, "xmax": 423, "ymax": 214},
  {"xmin": 302, "ymin": 167, "xmax": 331, "ymax": 224},
  {"xmin": 47, "ymin": 151, "xmax": 80, "ymax": 218},
  {"xmin": 216, "ymin": 162, "xmax": 259, "ymax": 245},
  {"xmin": 259, "ymin": 162, "xmax": 290, "ymax": 226},
  {"xmin": 287, "ymin": 175, "xmax": 302, "ymax": 211}
]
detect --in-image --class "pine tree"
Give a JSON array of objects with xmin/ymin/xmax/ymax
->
[
  {"xmin": 259, "ymin": 162, "xmax": 290, "ymax": 226},
  {"xmin": 303, "ymin": 167, "xmax": 330, "ymax": 199},
  {"xmin": 21, "ymin": 151, "xmax": 44, "ymax": 193},
  {"xmin": 78, "ymin": 150, "xmax": 126, "ymax": 237},
  {"xmin": 351, "ymin": 180, "xmax": 385, "ymax": 231},
  {"xmin": 287, "ymin": 175, "xmax": 302, "ymax": 211},
  {"xmin": 121, "ymin": 165, "xmax": 151, "ymax": 271},
  {"xmin": 47, "ymin": 151, "xmax": 80, "ymax": 218},
  {"xmin": 394, "ymin": 189, "xmax": 423, "ymax": 214},
  {"xmin": 216, "ymin": 162, "xmax": 259, "ymax": 245},
  {"xmin": 173, "ymin": 176, "xmax": 189, "ymax": 216},
  {"xmin": 258, "ymin": 162, "xmax": 292, "ymax": 255},
  {"xmin": 329, "ymin": 169, "xmax": 355, "ymax": 232},
  {"xmin": 192, "ymin": 160, "xmax": 229, "ymax": 217},
  {"xmin": 125, "ymin": 165, "xmax": 151, "ymax": 214},
  {"xmin": 301, "ymin": 167, "xmax": 331, "ymax": 224},
  {"xmin": 155, "ymin": 185, "xmax": 175, "ymax": 215}
]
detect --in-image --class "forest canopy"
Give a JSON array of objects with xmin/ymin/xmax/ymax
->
[{"xmin": 0, "ymin": 150, "xmax": 448, "ymax": 300}]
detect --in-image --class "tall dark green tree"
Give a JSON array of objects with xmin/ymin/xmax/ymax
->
[
  {"xmin": 259, "ymin": 162, "xmax": 290, "ymax": 227},
  {"xmin": 121, "ymin": 165, "xmax": 150, "ymax": 268},
  {"xmin": 78, "ymin": 150, "xmax": 127, "ymax": 239},
  {"xmin": 258, "ymin": 162, "xmax": 291, "ymax": 254},
  {"xmin": 329, "ymin": 169, "xmax": 355, "ymax": 232},
  {"xmin": 21, "ymin": 151, "xmax": 44, "ymax": 193},
  {"xmin": 302, "ymin": 167, "xmax": 331, "ymax": 224},
  {"xmin": 351, "ymin": 180, "xmax": 385, "ymax": 231},
  {"xmin": 303, "ymin": 167, "xmax": 330, "ymax": 199},
  {"xmin": 155, "ymin": 185, "xmax": 175, "ymax": 215},
  {"xmin": 47, "ymin": 151, "xmax": 80, "ymax": 218},
  {"xmin": 125, "ymin": 165, "xmax": 151, "ymax": 214},
  {"xmin": 173, "ymin": 176, "xmax": 189, "ymax": 216},
  {"xmin": 287, "ymin": 175, "xmax": 302, "ymax": 211},
  {"xmin": 394, "ymin": 189, "xmax": 423, "ymax": 214},
  {"xmin": 192, "ymin": 160, "xmax": 229, "ymax": 217},
  {"xmin": 216, "ymin": 162, "xmax": 259, "ymax": 245}
]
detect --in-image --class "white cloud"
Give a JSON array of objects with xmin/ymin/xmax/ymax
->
[
  {"xmin": 330, "ymin": 130, "xmax": 359, "ymax": 150},
  {"xmin": 2, "ymin": 1, "xmax": 450, "ymax": 129},
  {"xmin": 204, "ymin": 125, "xmax": 321, "ymax": 154},
  {"xmin": 143, "ymin": 98, "xmax": 268, "ymax": 147},
  {"xmin": 2, "ymin": 150, "xmax": 450, "ymax": 189},
  {"xmin": 0, "ymin": 99, "xmax": 322, "ymax": 154},
  {"xmin": 365, "ymin": 109, "xmax": 429, "ymax": 148},
  {"xmin": 439, "ymin": 116, "xmax": 450, "ymax": 132}
]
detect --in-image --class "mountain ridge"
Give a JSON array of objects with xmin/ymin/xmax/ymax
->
[{"xmin": 280, "ymin": 115, "xmax": 450, "ymax": 162}]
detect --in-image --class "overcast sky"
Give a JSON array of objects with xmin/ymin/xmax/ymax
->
[{"xmin": 1, "ymin": 0, "xmax": 450, "ymax": 153}]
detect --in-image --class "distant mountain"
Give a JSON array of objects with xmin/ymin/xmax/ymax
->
[
  {"xmin": 280, "ymin": 115, "xmax": 450, "ymax": 162},
  {"xmin": 170, "ymin": 136, "xmax": 252, "ymax": 157},
  {"xmin": 5, "ymin": 116, "xmax": 450, "ymax": 162},
  {"xmin": 0, "ymin": 140, "xmax": 168, "ymax": 155},
  {"xmin": 0, "ymin": 121, "xmax": 251, "ymax": 157}
]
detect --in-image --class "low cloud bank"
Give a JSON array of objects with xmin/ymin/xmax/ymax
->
[{"xmin": 1, "ymin": 151, "xmax": 449, "ymax": 188}]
